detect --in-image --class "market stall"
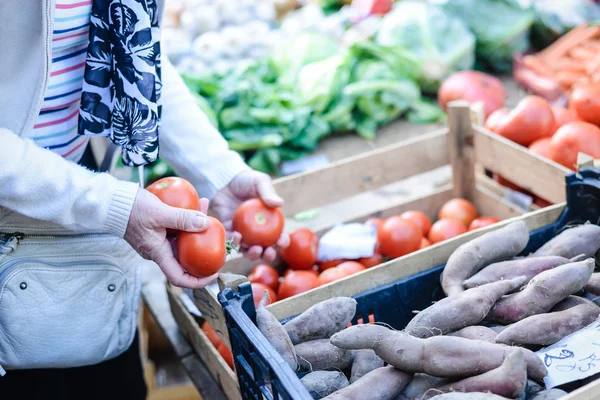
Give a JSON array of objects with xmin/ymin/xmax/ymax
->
[{"xmin": 138, "ymin": 0, "xmax": 600, "ymax": 398}]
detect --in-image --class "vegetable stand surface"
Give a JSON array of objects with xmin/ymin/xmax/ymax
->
[
  {"xmin": 219, "ymin": 167, "xmax": 600, "ymax": 400},
  {"xmin": 168, "ymin": 102, "xmax": 570, "ymax": 399}
]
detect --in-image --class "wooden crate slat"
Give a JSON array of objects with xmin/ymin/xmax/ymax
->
[
  {"xmin": 565, "ymin": 377, "xmax": 600, "ymax": 399},
  {"xmin": 473, "ymin": 126, "xmax": 570, "ymax": 204},
  {"xmin": 267, "ymin": 204, "xmax": 565, "ymax": 321},
  {"xmin": 473, "ymin": 185, "xmax": 528, "ymax": 220},
  {"xmin": 447, "ymin": 101, "xmax": 476, "ymax": 201},
  {"xmin": 272, "ymin": 128, "xmax": 450, "ymax": 216},
  {"xmin": 167, "ymin": 285, "xmax": 241, "ymax": 400}
]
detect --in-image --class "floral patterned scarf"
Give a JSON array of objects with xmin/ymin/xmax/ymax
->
[{"xmin": 78, "ymin": 0, "xmax": 162, "ymax": 167}]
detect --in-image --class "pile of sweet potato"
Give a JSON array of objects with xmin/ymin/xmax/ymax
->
[{"xmin": 255, "ymin": 220, "xmax": 600, "ymax": 400}]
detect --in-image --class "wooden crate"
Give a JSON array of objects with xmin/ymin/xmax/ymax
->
[{"xmin": 169, "ymin": 102, "xmax": 573, "ymax": 399}]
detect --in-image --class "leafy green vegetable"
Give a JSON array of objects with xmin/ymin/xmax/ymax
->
[
  {"xmin": 442, "ymin": 0, "xmax": 534, "ymax": 72},
  {"xmin": 376, "ymin": 0, "xmax": 476, "ymax": 92},
  {"xmin": 530, "ymin": 0, "xmax": 600, "ymax": 50}
]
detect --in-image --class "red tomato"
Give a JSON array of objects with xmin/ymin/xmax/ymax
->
[
  {"xmin": 317, "ymin": 267, "xmax": 352, "ymax": 286},
  {"xmin": 358, "ymin": 253, "xmax": 383, "ymax": 268},
  {"xmin": 177, "ymin": 217, "xmax": 227, "ymax": 277},
  {"xmin": 232, "ymin": 199, "xmax": 284, "ymax": 248},
  {"xmin": 201, "ymin": 322, "xmax": 222, "ymax": 348},
  {"xmin": 571, "ymin": 84, "xmax": 600, "ymax": 126},
  {"xmin": 438, "ymin": 71, "xmax": 506, "ymax": 118},
  {"xmin": 251, "ymin": 282, "xmax": 277, "ymax": 308},
  {"xmin": 318, "ymin": 259, "xmax": 347, "ymax": 272},
  {"xmin": 549, "ymin": 121, "xmax": 600, "ymax": 169},
  {"xmin": 337, "ymin": 261, "xmax": 366, "ymax": 275},
  {"xmin": 281, "ymin": 228, "xmax": 319, "ymax": 270},
  {"xmin": 278, "ymin": 270, "xmax": 319, "ymax": 300},
  {"xmin": 217, "ymin": 342, "xmax": 234, "ymax": 370},
  {"xmin": 552, "ymin": 107, "xmax": 579, "ymax": 134},
  {"xmin": 495, "ymin": 96, "xmax": 555, "ymax": 146},
  {"xmin": 428, "ymin": 219, "xmax": 467, "ymax": 244},
  {"xmin": 399, "ymin": 211, "xmax": 432, "ymax": 236},
  {"xmin": 146, "ymin": 177, "xmax": 200, "ymax": 211},
  {"xmin": 377, "ymin": 217, "xmax": 422, "ymax": 259},
  {"xmin": 533, "ymin": 196, "xmax": 553, "ymax": 208},
  {"xmin": 248, "ymin": 264, "xmax": 280, "ymax": 291},
  {"xmin": 468, "ymin": 216, "xmax": 500, "ymax": 231},
  {"xmin": 420, "ymin": 237, "xmax": 431, "ymax": 249},
  {"xmin": 528, "ymin": 137, "xmax": 552, "ymax": 159},
  {"xmin": 438, "ymin": 198, "xmax": 478, "ymax": 228},
  {"xmin": 485, "ymin": 108, "xmax": 510, "ymax": 132},
  {"xmin": 283, "ymin": 268, "xmax": 318, "ymax": 278}
]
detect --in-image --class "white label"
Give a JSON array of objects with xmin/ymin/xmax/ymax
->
[
  {"xmin": 504, "ymin": 187, "xmax": 533, "ymax": 210},
  {"xmin": 537, "ymin": 318, "xmax": 600, "ymax": 388},
  {"xmin": 280, "ymin": 154, "xmax": 329, "ymax": 176},
  {"xmin": 317, "ymin": 223, "xmax": 377, "ymax": 261},
  {"xmin": 180, "ymin": 291, "xmax": 202, "ymax": 318}
]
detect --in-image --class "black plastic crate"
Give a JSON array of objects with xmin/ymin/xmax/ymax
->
[{"xmin": 218, "ymin": 168, "xmax": 600, "ymax": 400}]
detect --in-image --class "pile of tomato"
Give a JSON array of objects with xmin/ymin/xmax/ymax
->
[{"xmin": 248, "ymin": 197, "xmax": 500, "ymax": 308}]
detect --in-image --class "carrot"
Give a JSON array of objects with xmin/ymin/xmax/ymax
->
[
  {"xmin": 586, "ymin": 52, "xmax": 600, "ymax": 75},
  {"xmin": 569, "ymin": 47, "xmax": 597, "ymax": 61},
  {"xmin": 553, "ymin": 57, "xmax": 588, "ymax": 74},
  {"xmin": 539, "ymin": 25, "xmax": 600, "ymax": 63},
  {"xmin": 555, "ymin": 70, "xmax": 583, "ymax": 90},
  {"xmin": 523, "ymin": 55, "xmax": 553, "ymax": 77}
]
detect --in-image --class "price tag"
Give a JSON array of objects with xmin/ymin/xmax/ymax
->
[
  {"xmin": 181, "ymin": 290, "xmax": 202, "ymax": 318},
  {"xmin": 317, "ymin": 223, "xmax": 377, "ymax": 261},
  {"xmin": 537, "ymin": 318, "xmax": 600, "ymax": 388}
]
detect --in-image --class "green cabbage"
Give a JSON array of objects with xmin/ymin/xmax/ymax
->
[{"xmin": 376, "ymin": 1, "xmax": 476, "ymax": 93}]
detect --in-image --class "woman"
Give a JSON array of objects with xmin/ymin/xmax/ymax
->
[{"xmin": 0, "ymin": 1, "xmax": 286, "ymax": 398}]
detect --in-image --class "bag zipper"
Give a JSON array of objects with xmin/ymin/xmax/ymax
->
[{"xmin": 0, "ymin": 232, "xmax": 110, "ymax": 259}]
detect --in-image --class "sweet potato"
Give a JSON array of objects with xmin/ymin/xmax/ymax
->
[
  {"xmin": 295, "ymin": 339, "xmax": 353, "ymax": 371},
  {"xmin": 533, "ymin": 223, "xmax": 600, "ymax": 259},
  {"xmin": 350, "ymin": 349, "xmax": 384, "ymax": 383},
  {"xmin": 442, "ymin": 221, "xmax": 529, "ymax": 296},
  {"xmin": 530, "ymin": 389, "xmax": 568, "ymax": 400},
  {"xmin": 284, "ymin": 297, "xmax": 357, "ymax": 344},
  {"xmin": 423, "ymin": 351, "xmax": 526, "ymax": 399},
  {"xmin": 406, "ymin": 277, "xmax": 526, "ymax": 338},
  {"xmin": 448, "ymin": 326, "xmax": 498, "ymax": 342},
  {"xmin": 396, "ymin": 374, "xmax": 449, "ymax": 400},
  {"xmin": 301, "ymin": 371, "xmax": 350, "ymax": 399},
  {"xmin": 486, "ymin": 258, "xmax": 595, "ymax": 324},
  {"xmin": 585, "ymin": 272, "xmax": 600, "ymax": 295},
  {"xmin": 330, "ymin": 325, "xmax": 547, "ymax": 381},
  {"xmin": 494, "ymin": 303, "xmax": 600, "ymax": 346},
  {"xmin": 551, "ymin": 295, "xmax": 597, "ymax": 311},
  {"xmin": 256, "ymin": 293, "xmax": 298, "ymax": 370},
  {"xmin": 428, "ymin": 393, "xmax": 510, "ymax": 399},
  {"xmin": 322, "ymin": 366, "xmax": 412, "ymax": 400},
  {"xmin": 463, "ymin": 256, "xmax": 569, "ymax": 289}
]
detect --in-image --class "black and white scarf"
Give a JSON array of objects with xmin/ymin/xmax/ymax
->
[{"xmin": 78, "ymin": 0, "xmax": 162, "ymax": 167}]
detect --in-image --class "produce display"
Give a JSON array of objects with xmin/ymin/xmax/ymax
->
[{"xmin": 249, "ymin": 219, "xmax": 600, "ymax": 399}]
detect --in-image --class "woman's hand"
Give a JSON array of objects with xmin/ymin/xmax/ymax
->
[
  {"xmin": 211, "ymin": 170, "xmax": 289, "ymax": 262},
  {"xmin": 125, "ymin": 188, "xmax": 217, "ymax": 288}
]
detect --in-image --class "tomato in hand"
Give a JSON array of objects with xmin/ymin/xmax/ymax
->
[
  {"xmin": 248, "ymin": 264, "xmax": 280, "ymax": 291},
  {"xmin": 278, "ymin": 270, "xmax": 319, "ymax": 300},
  {"xmin": 399, "ymin": 211, "xmax": 432, "ymax": 236},
  {"xmin": 232, "ymin": 199, "xmax": 284, "ymax": 248},
  {"xmin": 358, "ymin": 253, "xmax": 382, "ymax": 268},
  {"xmin": 177, "ymin": 216, "xmax": 227, "ymax": 277},
  {"xmin": 468, "ymin": 216, "xmax": 500, "ymax": 231},
  {"xmin": 147, "ymin": 177, "xmax": 200, "ymax": 211},
  {"xmin": 438, "ymin": 198, "xmax": 478, "ymax": 228},
  {"xmin": 428, "ymin": 218, "xmax": 467, "ymax": 244},
  {"xmin": 251, "ymin": 282, "xmax": 277, "ymax": 308},
  {"xmin": 281, "ymin": 228, "xmax": 319, "ymax": 270},
  {"xmin": 377, "ymin": 217, "xmax": 422, "ymax": 259},
  {"xmin": 318, "ymin": 259, "xmax": 346, "ymax": 272}
]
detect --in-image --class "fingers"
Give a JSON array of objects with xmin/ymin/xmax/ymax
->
[
  {"xmin": 262, "ymin": 247, "xmax": 277, "ymax": 263},
  {"xmin": 152, "ymin": 238, "xmax": 217, "ymax": 289},
  {"xmin": 153, "ymin": 204, "xmax": 209, "ymax": 233},
  {"xmin": 199, "ymin": 197, "xmax": 209, "ymax": 214},
  {"xmin": 255, "ymin": 174, "xmax": 283, "ymax": 208},
  {"xmin": 246, "ymin": 245, "xmax": 263, "ymax": 261},
  {"xmin": 277, "ymin": 232, "xmax": 290, "ymax": 249},
  {"xmin": 231, "ymin": 232, "xmax": 242, "ymax": 247}
]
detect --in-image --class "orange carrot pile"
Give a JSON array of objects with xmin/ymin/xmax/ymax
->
[{"xmin": 524, "ymin": 24, "xmax": 600, "ymax": 94}]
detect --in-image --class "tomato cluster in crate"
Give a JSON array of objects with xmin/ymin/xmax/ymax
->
[{"xmin": 248, "ymin": 197, "xmax": 503, "ymax": 308}]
